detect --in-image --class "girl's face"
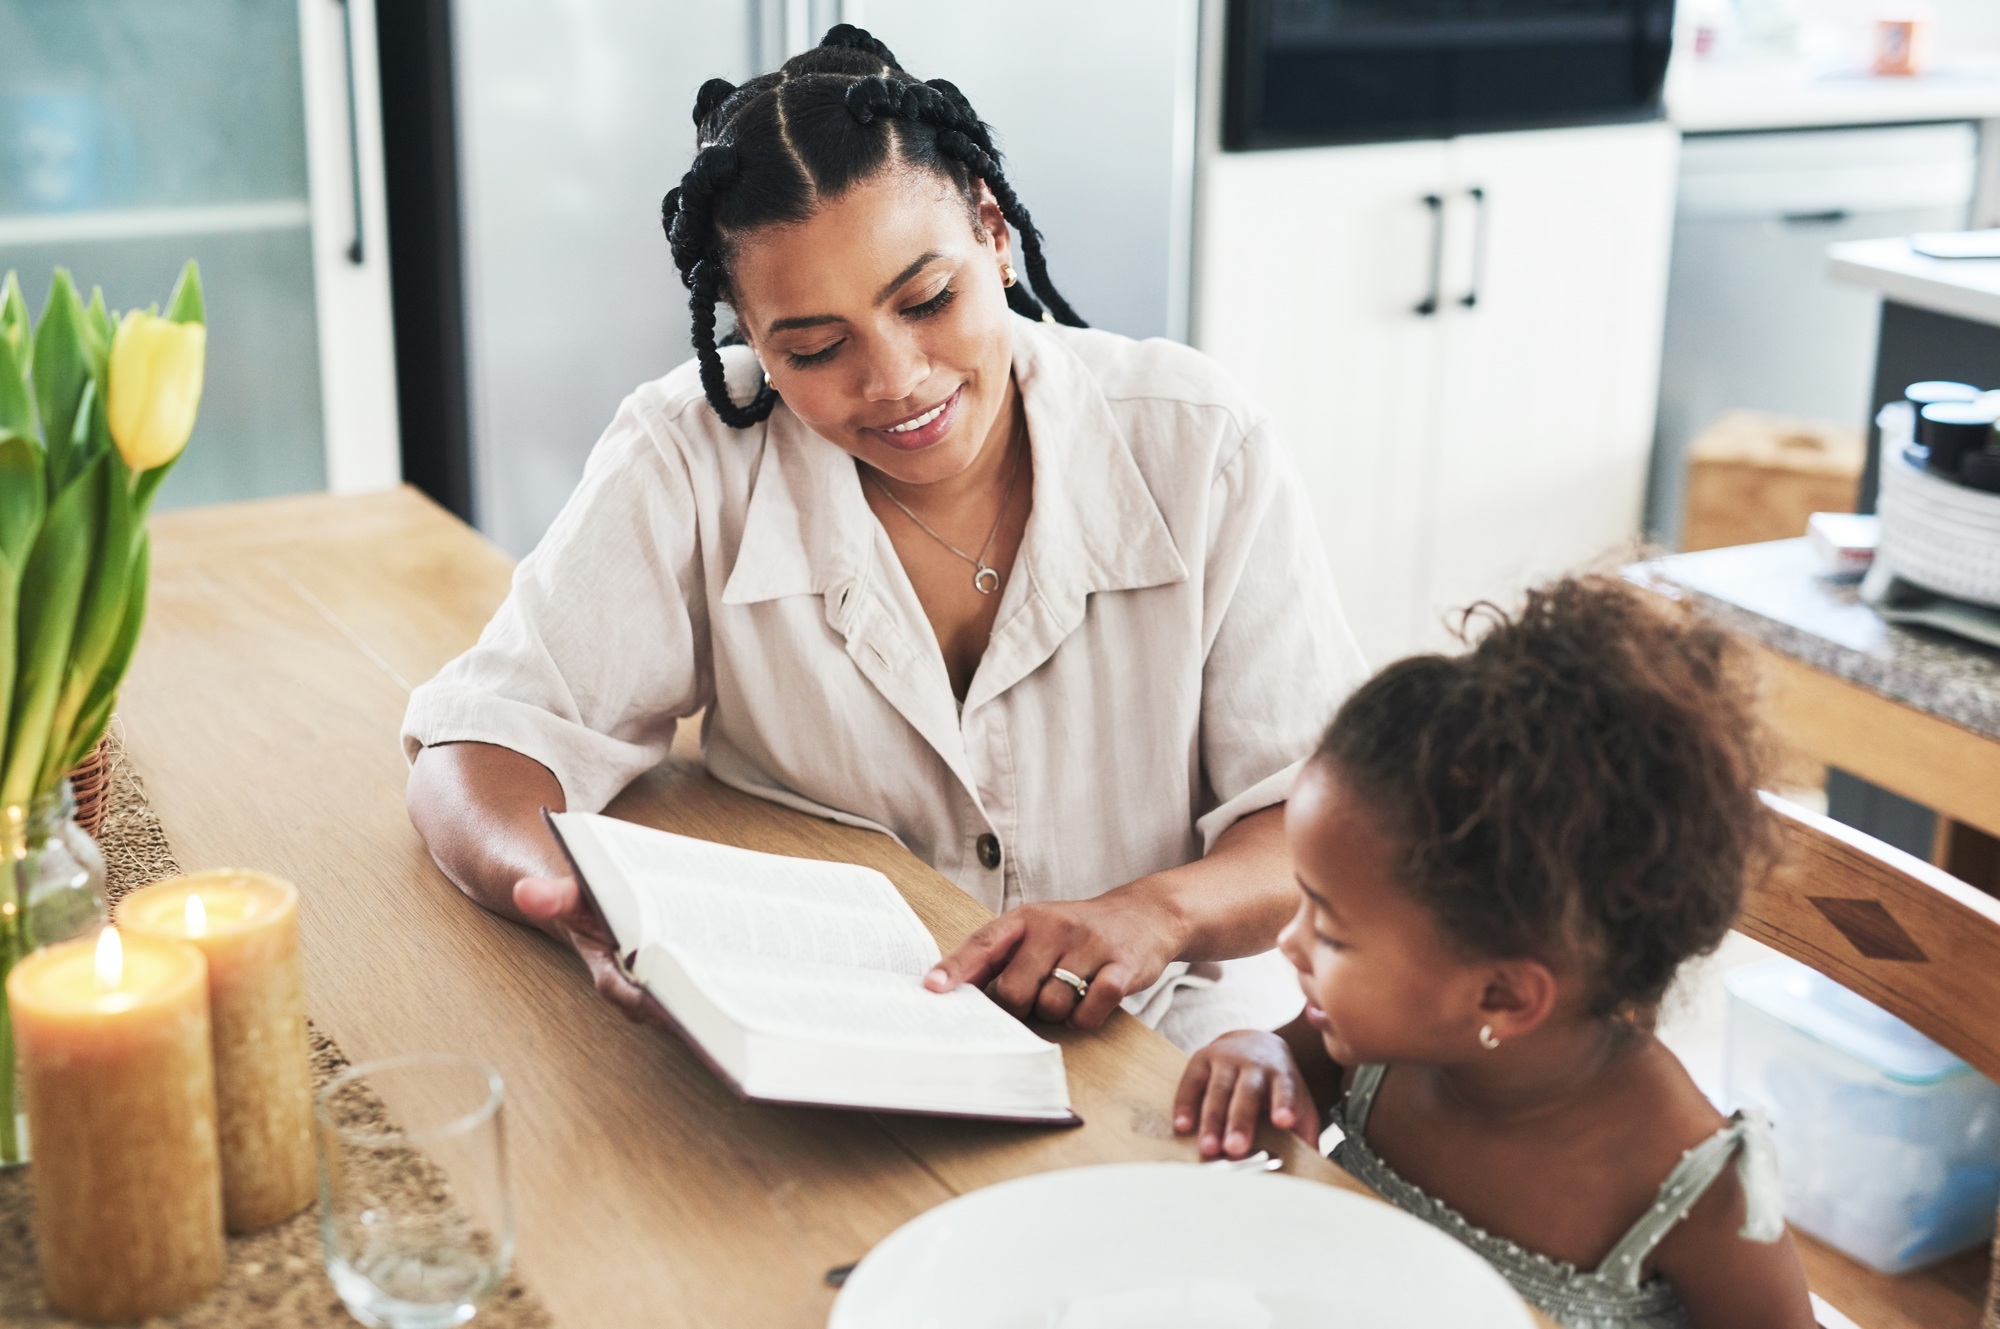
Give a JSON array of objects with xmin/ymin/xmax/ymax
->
[
  {"xmin": 726, "ymin": 168, "xmax": 1018, "ymax": 488},
  {"xmin": 1279, "ymin": 760, "xmax": 1503, "ymax": 1067}
]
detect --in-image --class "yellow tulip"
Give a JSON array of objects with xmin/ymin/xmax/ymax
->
[{"xmin": 107, "ymin": 310, "xmax": 205, "ymax": 471}]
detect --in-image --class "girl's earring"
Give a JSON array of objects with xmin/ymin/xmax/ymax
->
[
  {"xmin": 762, "ymin": 368, "xmax": 773, "ymax": 390},
  {"xmin": 1000, "ymin": 263, "xmax": 1017, "ymax": 289},
  {"xmin": 1478, "ymin": 1024, "xmax": 1500, "ymax": 1051}
]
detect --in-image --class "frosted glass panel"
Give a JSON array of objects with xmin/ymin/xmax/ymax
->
[
  {"xmin": 0, "ymin": 2, "xmax": 309, "ymax": 211},
  {"xmin": 0, "ymin": 0, "xmax": 325, "ymax": 508}
]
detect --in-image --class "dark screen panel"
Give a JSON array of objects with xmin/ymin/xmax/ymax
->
[
  {"xmin": 1226, "ymin": 0, "xmax": 1672, "ymax": 149},
  {"xmin": 1259, "ymin": 50, "xmax": 1443, "ymax": 140},
  {"xmin": 1452, "ymin": 41, "xmax": 1641, "ymax": 119}
]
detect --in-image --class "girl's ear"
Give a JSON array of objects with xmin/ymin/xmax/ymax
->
[{"xmin": 1475, "ymin": 959, "xmax": 1560, "ymax": 1046}]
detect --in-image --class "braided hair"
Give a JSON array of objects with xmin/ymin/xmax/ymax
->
[{"xmin": 661, "ymin": 23, "xmax": 1085, "ymax": 428}]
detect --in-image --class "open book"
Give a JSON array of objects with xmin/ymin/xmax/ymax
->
[{"xmin": 546, "ymin": 811, "xmax": 1077, "ymax": 1124}]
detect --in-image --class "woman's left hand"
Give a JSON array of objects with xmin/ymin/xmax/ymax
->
[{"xmin": 922, "ymin": 885, "xmax": 1187, "ymax": 1028}]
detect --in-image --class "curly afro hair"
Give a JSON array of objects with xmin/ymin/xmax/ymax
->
[{"xmin": 1317, "ymin": 575, "xmax": 1777, "ymax": 1017}]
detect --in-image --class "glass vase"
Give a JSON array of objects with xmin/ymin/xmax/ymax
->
[{"xmin": 0, "ymin": 780, "xmax": 110, "ymax": 1164}]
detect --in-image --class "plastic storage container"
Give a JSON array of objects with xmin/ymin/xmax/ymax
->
[{"xmin": 1725, "ymin": 958, "xmax": 2000, "ymax": 1272}]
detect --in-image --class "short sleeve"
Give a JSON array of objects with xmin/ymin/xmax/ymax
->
[
  {"xmin": 1193, "ymin": 418, "xmax": 1367, "ymax": 850},
  {"xmin": 400, "ymin": 393, "xmax": 711, "ymax": 812}
]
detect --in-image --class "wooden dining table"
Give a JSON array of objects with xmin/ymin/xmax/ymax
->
[{"xmin": 117, "ymin": 485, "xmax": 1554, "ymax": 1328}]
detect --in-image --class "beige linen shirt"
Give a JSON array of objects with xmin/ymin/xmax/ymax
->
[{"xmin": 403, "ymin": 315, "xmax": 1366, "ymax": 1049}]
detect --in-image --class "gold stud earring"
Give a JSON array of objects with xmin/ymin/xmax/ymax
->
[
  {"xmin": 1000, "ymin": 263, "xmax": 1017, "ymax": 288},
  {"xmin": 762, "ymin": 368, "xmax": 773, "ymax": 390},
  {"xmin": 1478, "ymin": 1024, "xmax": 1500, "ymax": 1051}
]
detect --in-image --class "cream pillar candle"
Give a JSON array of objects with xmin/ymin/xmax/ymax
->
[
  {"xmin": 9, "ymin": 927, "xmax": 225, "ymax": 1321},
  {"xmin": 116, "ymin": 870, "xmax": 313, "ymax": 1232}
]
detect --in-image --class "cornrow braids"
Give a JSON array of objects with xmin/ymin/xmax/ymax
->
[
  {"xmin": 661, "ymin": 143, "xmax": 777, "ymax": 428},
  {"xmin": 840, "ymin": 74, "xmax": 1081, "ymax": 327},
  {"xmin": 818, "ymin": 22, "xmax": 905, "ymax": 71},
  {"xmin": 658, "ymin": 23, "xmax": 1086, "ymax": 428}
]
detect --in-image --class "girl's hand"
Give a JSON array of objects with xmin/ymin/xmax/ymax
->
[
  {"xmin": 514, "ymin": 874, "xmax": 658, "ymax": 1023},
  {"xmin": 924, "ymin": 890, "xmax": 1185, "ymax": 1029},
  {"xmin": 1174, "ymin": 1030, "xmax": 1320, "ymax": 1160}
]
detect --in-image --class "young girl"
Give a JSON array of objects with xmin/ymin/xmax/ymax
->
[{"xmin": 1174, "ymin": 576, "xmax": 1815, "ymax": 1329}]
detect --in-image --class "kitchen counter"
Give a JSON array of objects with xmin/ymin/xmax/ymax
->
[
  {"xmin": 1646, "ymin": 537, "xmax": 2000, "ymax": 744},
  {"xmin": 1668, "ymin": 57, "xmax": 2000, "ymax": 133},
  {"xmin": 1829, "ymin": 235, "xmax": 2000, "ymax": 328}
]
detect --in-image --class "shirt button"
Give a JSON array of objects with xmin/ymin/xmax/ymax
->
[{"xmin": 976, "ymin": 834, "xmax": 1002, "ymax": 870}]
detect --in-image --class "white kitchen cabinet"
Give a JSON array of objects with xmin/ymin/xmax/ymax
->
[{"xmin": 1197, "ymin": 121, "xmax": 1678, "ymax": 664}]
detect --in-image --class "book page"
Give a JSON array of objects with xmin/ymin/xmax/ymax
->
[
  {"xmin": 670, "ymin": 947, "xmax": 1051, "ymax": 1054},
  {"xmin": 559, "ymin": 813, "xmax": 941, "ymax": 975}
]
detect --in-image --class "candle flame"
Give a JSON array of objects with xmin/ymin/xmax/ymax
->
[
  {"xmin": 185, "ymin": 893, "xmax": 207, "ymax": 937},
  {"xmin": 95, "ymin": 926, "xmax": 123, "ymax": 990}
]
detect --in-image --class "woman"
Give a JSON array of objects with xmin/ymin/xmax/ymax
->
[{"xmin": 402, "ymin": 25, "xmax": 1364, "ymax": 1051}]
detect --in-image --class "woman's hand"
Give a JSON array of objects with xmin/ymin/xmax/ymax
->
[
  {"xmin": 1173, "ymin": 1030, "xmax": 1319, "ymax": 1160},
  {"xmin": 407, "ymin": 743, "xmax": 678, "ymax": 1029},
  {"xmin": 511, "ymin": 874, "xmax": 662, "ymax": 1023},
  {"xmin": 923, "ymin": 888, "xmax": 1186, "ymax": 1029},
  {"xmin": 923, "ymin": 806, "xmax": 1297, "ymax": 1030}
]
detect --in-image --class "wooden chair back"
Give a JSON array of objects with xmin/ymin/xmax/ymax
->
[{"xmin": 1745, "ymin": 793, "xmax": 2000, "ymax": 1086}]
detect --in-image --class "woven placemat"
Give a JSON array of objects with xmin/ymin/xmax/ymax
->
[{"xmin": 0, "ymin": 733, "xmax": 555, "ymax": 1328}]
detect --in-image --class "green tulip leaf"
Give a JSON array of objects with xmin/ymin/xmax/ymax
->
[
  {"xmin": 1, "ymin": 454, "xmax": 98, "ymax": 809},
  {"xmin": 132, "ymin": 454, "xmax": 175, "ymax": 515},
  {"xmin": 0, "ymin": 332, "xmax": 34, "ymax": 440},
  {"xmin": 32, "ymin": 271, "xmax": 89, "ymax": 491},
  {"xmin": 82, "ymin": 286, "xmax": 111, "ymax": 383},
  {"xmin": 0, "ymin": 432, "xmax": 29, "ymax": 772},
  {"xmin": 165, "ymin": 260, "xmax": 204, "ymax": 326},
  {"xmin": 40, "ymin": 451, "xmax": 133, "ymax": 789},
  {"xmin": 0, "ymin": 559, "xmax": 15, "ymax": 775},
  {"xmin": 66, "ymin": 377, "xmax": 104, "ymax": 476},
  {"xmin": 0, "ymin": 432, "xmax": 44, "ymax": 572},
  {"xmin": 0, "ymin": 271, "xmax": 28, "ymax": 368},
  {"xmin": 62, "ymin": 535, "xmax": 146, "ymax": 775}
]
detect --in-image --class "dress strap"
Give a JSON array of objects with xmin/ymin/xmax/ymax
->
[
  {"xmin": 1593, "ymin": 1109, "xmax": 1786, "ymax": 1288},
  {"xmin": 1341, "ymin": 1064, "xmax": 1389, "ymax": 1136}
]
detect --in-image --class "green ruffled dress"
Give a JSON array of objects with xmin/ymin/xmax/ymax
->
[{"xmin": 1329, "ymin": 1064, "xmax": 1786, "ymax": 1329}]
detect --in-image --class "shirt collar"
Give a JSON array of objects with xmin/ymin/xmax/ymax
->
[
  {"xmin": 1007, "ymin": 315, "xmax": 1189, "ymax": 610},
  {"xmin": 720, "ymin": 314, "xmax": 1188, "ymax": 611}
]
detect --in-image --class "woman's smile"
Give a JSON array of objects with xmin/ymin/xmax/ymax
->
[{"xmin": 868, "ymin": 387, "xmax": 963, "ymax": 452}]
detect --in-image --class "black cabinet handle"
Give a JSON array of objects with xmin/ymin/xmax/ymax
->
[
  {"xmin": 1780, "ymin": 209, "xmax": 1851, "ymax": 226},
  {"xmin": 335, "ymin": 0, "xmax": 365, "ymax": 265},
  {"xmin": 1415, "ymin": 194, "xmax": 1443, "ymax": 317},
  {"xmin": 1459, "ymin": 186, "xmax": 1488, "ymax": 309}
]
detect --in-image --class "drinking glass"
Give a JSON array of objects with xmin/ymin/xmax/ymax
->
[{"xmin": 316, "ymin": 1054, "xmax": 512, "ymax": 1329}]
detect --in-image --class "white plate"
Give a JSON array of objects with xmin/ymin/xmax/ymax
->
[{"xmin": 829, "ymin": 1162, "xmax": 1536, "ymax": 1329}]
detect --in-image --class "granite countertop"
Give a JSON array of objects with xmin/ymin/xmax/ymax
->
[{"xmin": 1645, "ymin": 537, "xmax": 2000, "ymax": 743}]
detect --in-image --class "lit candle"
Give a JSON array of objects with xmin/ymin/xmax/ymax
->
[
  {"xmin": 9, "ymin": 926, "xmax": 225, "ymax": 1321},
  {"xmin": 116, "ymin": 870, "xmax": 313, "ymax": 1232}
]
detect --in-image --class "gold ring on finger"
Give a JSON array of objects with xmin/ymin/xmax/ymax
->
[{"xmin": 1049, "ymin": 966, "xmax": 1089, "ymax": 1000}]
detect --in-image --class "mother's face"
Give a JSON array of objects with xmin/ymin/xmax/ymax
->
[{"xmin": 725, "ymin": 169, "xmax": 1018, "ymax": 487}]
